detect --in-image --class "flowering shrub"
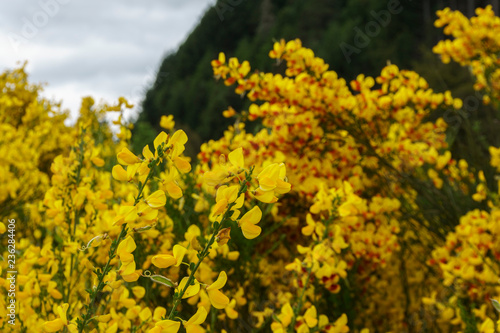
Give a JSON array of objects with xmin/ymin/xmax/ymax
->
[{"xmin": 2, "ymin": 5, "xmax": 500, "ymax": 333}]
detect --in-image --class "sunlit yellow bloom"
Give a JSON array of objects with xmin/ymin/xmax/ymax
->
[
  {"xmin": 206, "ymin": 271, "xmax": 230, "ymax": 309},
  {"xmin": 160, "ymin": 114, "xmax": 175, "ymax": 130},
  {"xmin": 177, "ymin": 277, "xmax": 201, "ymax": 299},
  {"xmin": 238, "ymin": 206, "xmax": 262, "ymax": 239},
  {"xmin": 152, "ymin": 319, "xmax": 181, "ymax": 333},
  {"xmin": 117, "ymin": 147, "xmax": 141, "ymax": 165},
  {"xmin": 184, "ymin": 306, "xmax": 208, "ymax": 333},
  {"xmin": 43, "ymin": 303, "xmax": 70, "ymax": 332},
  {"xmin": 145, "ymin": 190, "xmax": 167, "ymax": 208},
  {"xmin": 152, "ymin": 245, "xmax": 187, "ymax": 268}
]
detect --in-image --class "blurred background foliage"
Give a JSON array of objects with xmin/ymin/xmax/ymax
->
[{"xmin": 134, "ymin": 0, "xmax": 500, "ymax": 174}]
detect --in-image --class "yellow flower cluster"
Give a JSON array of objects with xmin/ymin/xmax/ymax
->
[
  {"xmin": 4, "ymin": 5, "xmax": 500, "ymax": 333},
  {"xmin": 434, "ymin": 5, "xmax": 500, "ymax": 103}
]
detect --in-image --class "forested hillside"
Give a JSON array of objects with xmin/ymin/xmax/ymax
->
[{"xmin": 135, "ymin": 0, "xmax": 499, "ymax": 159}]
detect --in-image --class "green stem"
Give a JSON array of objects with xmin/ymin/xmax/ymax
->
[
  {"xmin": 167, "ymin": 208, "xmax": 229, "ymax": 320},
  {"xmin": 167, "ymin": 178, "xmax": 250, "ymax": 320},
  {"xmin": 78, "ymin": 224, "xmax": 128, "ymax": 332},
  {"xmin": 289, "ymin": 266, "xmax": 313, "ymax": 332},
  {"xmin": 78, "ymin": 166, "xmax": 155, "ymax": 332}
]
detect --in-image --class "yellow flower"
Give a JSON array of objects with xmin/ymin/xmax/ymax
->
[
  {"xmin": 154, "ymin": 131, "xmax": 168, "ymax": 155},
  {"xmin": 117, "ymin": 235, "xmax": 137, "ymax": 275},
  {"xmin": 151, "ymin": 319, "xmax": 181, "ymax": 333},
  {"xmin": 113, "ymin": 205, "xmax": 138, "ymax": 226},
  {"xmin": 152, "ymin": 245, "xmax": 187, "ymax": 268},
  {"xmin": 276, "ymin": 302, "xmax": 294, "ymax": 328},
  {"xmin": 160, "ymin": 115, "xmax": 175, "ymax": 130},
  {"xmin": 184, "ymin": 306, "xmax": 208, "ymax": 332},
  {"xmin": 225, "ymin": 299, "xmax": 238, "ymax": 319},
  {"xmin": 304, "ymin": 306, "xmax": 318, "ymax": 327},
  {"xmin": 177, "ymin": 277, "xmax": 201, "ymax": 299},
  {"xmin": 117, "ymin": 147, "xmax": 141, "ymax": 165},
  {"xmin": 43, "ymin": 303, "xmax": 70, "ymax": 332},
  {"xmin": 238, "ymin": 206, "xmax": 262, "ymax": 239},
  {"xmin": 204, "ymin": 147, "xmax": 245, "ymax": 186},
  {"xmin": 132, "ymin": 286, "xmax": 146, "ymax": 299},
  {"xmin": 206, "ymin": 271, "xmax": 230, "ymax": 309},
  {"xmin": 161, "ymin": 168, "xmax": 183, "ymax": 199},
  {"xmin": 302, "ymin": 214, "xmax": 316, "ymax": 236},
  {"xmin": 332, "ymin": 314, "xmax": 349, "ymax": 333},
  {"xmin": 480, "ymin": 318, "xmax": 494, "ymax": 333},
  {"xmin": 145, "ymin": 190, "xmax": 167, "ymax": 208}
]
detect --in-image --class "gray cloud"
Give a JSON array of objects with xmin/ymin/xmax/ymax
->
[{"xmin": 0, "ymin": 0, "xmax": 215, "ymax": 121}]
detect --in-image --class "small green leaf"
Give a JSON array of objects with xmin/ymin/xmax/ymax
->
[{"xmin": 150, "ymin": 275, "xmax": 176, "ymax": 288}]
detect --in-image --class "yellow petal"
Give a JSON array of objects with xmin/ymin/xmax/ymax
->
[
  {"xmin": 106, "ymin": 322, "xmax": 118, "ymax": 333},
  {"xmin": 221, "ymin": 185, "xmax": 239, "ymax": 203},
  {"xmin": 146, "ymin": 190, "xmax": 166, "ymax": 208},
  {"xmin": 206, "ymin": 271, "xmax": 227, "ymax": 291},
  {"xmin": 127, "ymin": 163, "xmax": 141, "ymax": 180},
  {"xmin": 139, "ymin": 307, "xmax": 152, "ymax": 321},
  {"xmin": 151, "ymin": 254, "xmax": 176, "ymax": 269},
  {"xmin": 112, "ymin": 165, "xmax": 128, "ymax": 182},
  {"xmin": 228, "ymin": 147, "xmax": 244, "ymax": 169},
  {"xmin": 254, "ymin": 189, "xmax": 277, "ymax": 203},
  {"xmin": 170, "ymin": 129, "xmax": 188, "ymax": 146},
  {"xmin": 155, "ymin": 319, "xmax": 181, "ymax": 332},
  {"xmin": 203, "ymin": 168, "xmax": 227, "ymax": 186},
  {"xmin": 258, "ymin": 176, "xmax": 276, "ymax": 191},
  {"xmin": 97, "ymin": 314, "xmax": 111, "ymax": 323},
  {"xmin": 173, "ymin": 245, "xmax": 187, "ymax": 267},
  {"xmin": 57, "ymin": 303, "xmax": 69, "ymax": 322},
  {"xmin": 257, "ymin": 163, "xmax": 279, "ymax": 180},
  {"xmin": 43, "ymin": 318, "xmax": 65, "ymax": 332},
  {"xmin": 241, "ymin": 222, "xmax": 261, "ymax": 240},
  {"xmin": 304, "ymin": 306, "xmax": 318, "ymax": 327},
  {"xmin": 138, "ymin": 205, "xmax": 158, "ymax": 221},
  {"xmin": 275, "ymin": 179, "xmax": 291, "ymax": 194},
  {"xmin": 173, "ymin": 157, "xmax": 191, "ymax": 173},
  {"xmin": 160, "ymin": 115, "xmax": 175, "ymax": 130},
  {"xmin": 143, "ymin": 145, "xmax": 154, "ymax": 160},
  {"xmin": 120, "ymin": 252, "xmax": 134, "ymax": 264},
  {"xmin": 211, "ymin": 198, "xmax": 228, "ymax": 217},
  {"xmin": 165, "ymin": 181, "xmax": 183, "ymax": 199},
  {"xmin": 154, "ymin": 131, "xmax": 168, "ymax": 151},
  {"xmin": 49, "ymin": 288, "xmax": 63, "ymax": 299},
  {"xmin": 91, "ymin": 157, "xmax": 105, "ymax": 167},
  {"xmin": 117, "ymin": 235, "xmax": 136, "ymax": 255},
  {"xmin": 119, "ymin": 260, "xmax": 136, "ymax": 275},
  {"xmin": 185, "ymin": 306, "xmax": 208, "ymax": 326},
  {"xmin": 132, "ymin": 286, "xmax": 146, "ymax": 299},
  {"xmin": 122, "ymin": 272, "xmax": 140, "ymax": 282},
  {"xmin": 207, "ymin": 289, "xmax": 230, "ymax": 309},
  {"xmin": 239, "ymin": 206, "xmax": 262, "ymax": 227},
  {"xmin": 178, "ymin": 277, "xmax": 201, "ymax": 298},
  {"xmin": 117, "ymin": 147, "xmax": 141, "ymax": 165},
  {"xmin": 153, "ymin": 307, "xmax": 167, "ymax": 321}
]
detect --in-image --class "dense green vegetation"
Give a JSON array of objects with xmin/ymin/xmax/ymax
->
[{"xmin": 134, "ymin": 0, "xmax": 499, "ymax": 170}]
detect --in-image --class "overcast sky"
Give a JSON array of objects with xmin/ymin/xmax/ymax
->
[{"xmin": 0, "ymin": 0, "xmax": 215, "ymax": 123}]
